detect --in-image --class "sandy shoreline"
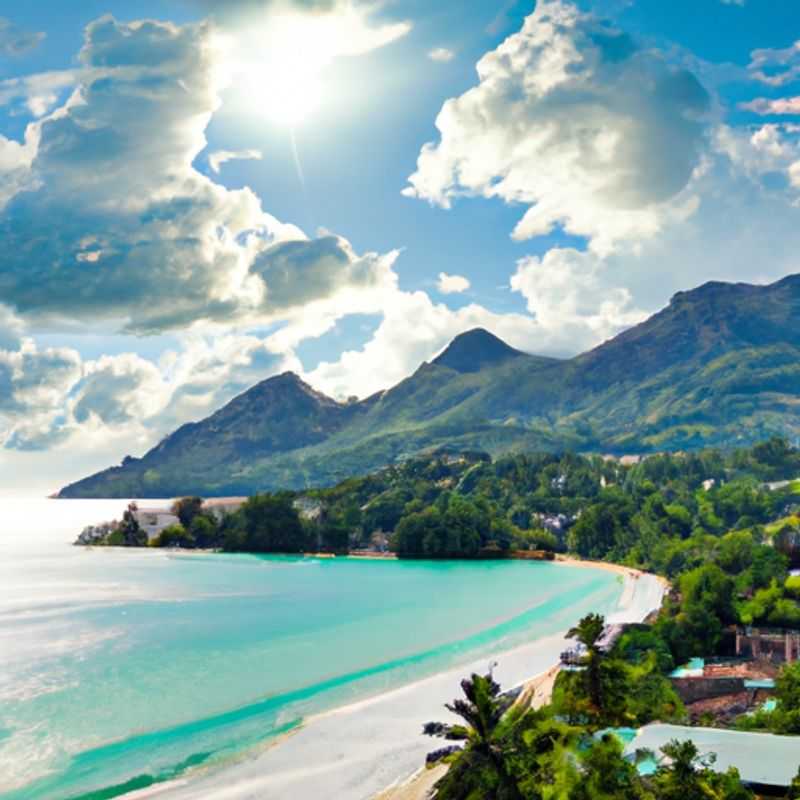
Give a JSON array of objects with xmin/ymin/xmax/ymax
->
[{"xmin": 124, "ymin": 560, "xmax": 665, "ymax": 800}]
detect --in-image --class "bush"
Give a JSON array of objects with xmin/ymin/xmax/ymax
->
[{"xmin": 152, "ymin": 523, "xmax": 194, "ymax": 548}]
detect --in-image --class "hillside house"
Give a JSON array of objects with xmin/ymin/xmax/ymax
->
[
  {"xmin": 203, "ymin": 497, "xmax": 247, "ymax": 519},
  {"xmin": 736, "ymin": 626, "xmax": 800, "ymax": 663},
  {"xmin": 134, "ymin": 508, "xmax": 180, "ymax": 540},
  {"xmin": 669, "ymin": 658, "xmax": 777, "ymax": 711},
  {"xmin": 293, "ymin": 496, "xmax": 323, "ymax": 521}
]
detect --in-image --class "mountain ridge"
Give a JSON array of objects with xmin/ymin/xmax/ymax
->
[{"xmin": 60, "ymin": 274, "xmax": 800, "ymax": 498}]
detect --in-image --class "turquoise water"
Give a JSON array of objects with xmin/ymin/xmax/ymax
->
[{"xmin": 0, "ymin": 499, "xmax": 623, "ymax": 799}]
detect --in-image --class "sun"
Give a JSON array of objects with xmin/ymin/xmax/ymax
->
[
  {"xmin": 228, "ymin": 5, "xmax": 409, "ymax": 128},
  {"xmin": 247, "ymin": 59, "xmax": 323, "ymax": 127},
  {"xmin": 238, "ymin": 14, "xmax": 338, "ymax": 127}
]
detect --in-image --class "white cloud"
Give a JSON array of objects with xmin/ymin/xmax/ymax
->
[
  {"xmin": 208, "ymin": 148, "xmax": 263, "ymax": 173},
  {"xmin": 749, "ymin": 40, "xmax": 800, "ymax": 87},
  {"xmin": 0, "ymin": 10, "xmax": 410, "ymax": 476},
  {"xmin": 223, "ymin": 2, "xmax": 411, "ymax": 125},
  {"xmin": 510, "ymin": 248, "xmax": 644, "ymax": 342},
  {"xmin": 0, "ymin": 340, "xmax": 83, "ymax": 450},
  {"xmin": 720, "ymin": 0, "xmax": 745, "ymax": 5},
  {"xmin": 428, "ymin": 47, "xmax": 455, "ymax": 63},
  {"xmin": 0, "ymin": 71, "xmax": 75, "ymax": 121},
  {"xmin": 437, "ymin": 272, "xmax": 471, "ymax": 294},
  {"xmin": 0, "ymin": 327, "xmax": 299, "ymax": 454},
  {"xmin": 193, "ymin": 0, "xmax": 412, "ymax": 54},
  {"xmin": 0, "ymin": 16, "xmax": 398, "ymax": 334},
  {"xmin": 740, "ymin": 97, "xmax": 800, "ymax": 115},
  {"xmin": 0, "ymin": 127, "xmax": 38, "ymax": 209},
  {"xmin": 404, "ymin": 0, "xmax": 800, "ymax": 308},
  {"xmin": 405, "ymin": 0, "xmax": 711, "ymax": 256}
]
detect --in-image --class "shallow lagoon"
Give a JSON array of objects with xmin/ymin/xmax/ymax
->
[{"xmin": 0, "ymin": 499, "xmax": 622, "ymax": 799}]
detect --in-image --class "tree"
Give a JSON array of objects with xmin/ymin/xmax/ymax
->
[
  {"xmin": 118, "ymin": 502, "xmax": 147, "ymax": 547},
  {"xmin": 152, "ymin": 523, "xmax": 193, "ymax": 548},
  {"xmin": 650, "ymin": 740, "xmax": 752, "ymax": 800},
  {"xmin": 171, "ymin": 496, "xmax": 204, "ymax": 528},
  {"xmin": 567, "ymin": 613, "xmax": 606, "ymax": 711},
  {"xmin": 424, "ymin": 673, "xmax": 523, "ymax": 800},
  {"xmin": 227, "ymin": 493, "xmax": 307, "ymax": 553},
  {"xmin": 573, "ymin": 734, "xmax": 646, "ymax": 800},
  {"xmin": 657, "ymin": 564, "xmax": 735, "ymax": 662},
  {"xmin": 567, "ymin": 505, "xmax": 620, "ymax": 559},
  {"xmin": 775, "ymin": 662, "xmax": 800, "ymax": 733},
  {"xmin": 189, "ymin": 514, "xmax": 218, "ymax": 548},
  {"xmin": 319, "ymin": 513, "xmax": 350, "ymax": 553}
]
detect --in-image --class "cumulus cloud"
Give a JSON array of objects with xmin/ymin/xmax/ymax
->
[
  {"xmin": 428, "ymin": 47, "xmax": 455, "ymax": 63},
  {"xmin": 0, "ymin": 340, "xmax": 82, "ymax": 450},
  {"xmin": 0, "ymin": 16, "xmax": 397, "ymax": 334},
  {"xmin": 714, "ymin": 123, "xmax": 800, "ymax": 189},
  {"xmin": 0, "ymin": 328, "xmax": 299, "ymax": 453},
  {"xmin": 405, "ymin": 0, "xmax": 710, "ymax": 255},
  {"xmin": 0, "ymin": 10, "xmax": 410, "ymax": 471},
  {"xmin": 510, "ymin": 248, "xmax": 644, "ymax": 343},
  {"xmin": 208, "ymin": 148, "xmax": 263, "ymax": 173},
  {"xmin": 749, "ymin": 40, "xmax": 800, "ymax": 87},
  {"xmin": 437, "ymin": 272, "xmax": 471, "ymax": 294},
  {"xmin": 404, "ymin": 0, "xmax": 800, "ymax": 299},
  {"xmin": 0, "ymin": 18, "xmax": 45, "ymax": 56}
]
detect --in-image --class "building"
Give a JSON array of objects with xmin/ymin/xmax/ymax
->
[
  {"xmin": 134, "ymin": 508, "xmax": 180, "ymax": 540},
  {"xmin": 202, "ymin": 497, "xmax": 247, "ymax": 519},
  {"xmin": 625, "ymin": 724, "xmax": 800, "ymax": 796},
  {"xmin": 293, "ymin": 496, "xmax": 323, "ymax": 521},
  {"xmin": 669, "ymin": 657, "xmax": 776, "ymax": 703},
  {"xmin": 736, "ymin": 626, "xmax": 800, "ymax": 663}
]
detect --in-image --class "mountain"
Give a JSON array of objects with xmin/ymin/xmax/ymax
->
[
  {"xmin": 60, "ymin": 275, "xmax": 800, "ymax": 498},
  {"xmin": 432, "ymin": 328, "xmax": 524, "ymax": 373}
]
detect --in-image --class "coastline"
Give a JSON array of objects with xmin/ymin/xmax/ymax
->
[{"xmin": 123, "ymin": 561, "xmax": 666, "ymax": 800}]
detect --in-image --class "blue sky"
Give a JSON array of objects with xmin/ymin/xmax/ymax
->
[{"xmin": 0, "ymin": 0, "xmax": 799, "ymax": 492}]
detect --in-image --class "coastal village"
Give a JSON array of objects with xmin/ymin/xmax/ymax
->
[{"xmin": 70, "ymin": 443, "xmax": 800, "ymax": 798}]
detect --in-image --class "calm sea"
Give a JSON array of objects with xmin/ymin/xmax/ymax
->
[{"xmin": 0, "ymin": 499, "xmax": 621, "ymax": 799}]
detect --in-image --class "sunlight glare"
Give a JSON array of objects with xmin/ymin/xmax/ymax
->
[{"xmin": 240, "ymin": 14, "xmax": 342, "ymax": 127}]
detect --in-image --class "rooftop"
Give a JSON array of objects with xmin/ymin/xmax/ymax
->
[{"xmin": 625, "ymin": 724, "xmax": 800, "ymax": 788}]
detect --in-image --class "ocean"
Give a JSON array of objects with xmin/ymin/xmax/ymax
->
[{"xmin": 0, "ymin": 499, "xmax": 622, "ymax": 799}]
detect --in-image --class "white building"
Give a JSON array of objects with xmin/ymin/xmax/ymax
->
[{"xmin": 134, "ymin": 508, "xmax": 180, "ymax": 541}]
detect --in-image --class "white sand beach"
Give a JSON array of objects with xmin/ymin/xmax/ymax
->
[{"xmin": 131, "ymin": 566, "xmax": 665, "ymax": 800}]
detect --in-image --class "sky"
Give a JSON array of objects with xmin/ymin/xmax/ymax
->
[{"xmin": 0, "ymin": 0, "xmax": 799, "ymax": 494}]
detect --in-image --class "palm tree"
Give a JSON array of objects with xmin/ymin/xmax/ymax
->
[
  {"xmin": 567, "ymin": 613, "xmax": 606, "ymax": 712},
  {"xmin": 424, "ymin": 672, "xmax": 523, "ymax": 800}
]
